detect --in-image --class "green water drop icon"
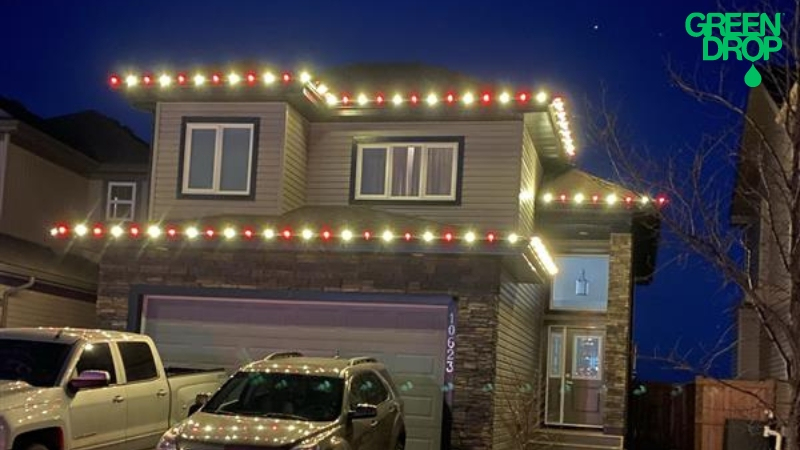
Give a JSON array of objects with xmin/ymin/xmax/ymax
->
[{"xmin": 745, "ymin": 64, "xmax": 762, "ymax": 88}]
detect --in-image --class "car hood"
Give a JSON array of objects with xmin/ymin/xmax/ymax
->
[
  {"xmin": 175, "ymin": 412, "xmax": 336, "ymax": 447},
  {"xmin": 0, "ymin": 380, "xmax": 61, "ymax": 414}
]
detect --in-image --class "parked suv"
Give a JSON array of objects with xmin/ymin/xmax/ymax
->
[{"xmin": 158, "ymin": 352, "xmax": 406, "ymax": 450}]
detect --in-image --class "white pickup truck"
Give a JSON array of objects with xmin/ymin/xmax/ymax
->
[{"xmin": 0, "ymin": 328, "xmax": 227, "ymax": 450}]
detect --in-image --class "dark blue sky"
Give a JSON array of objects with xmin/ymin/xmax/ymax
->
[{"xmin": 2, "ymin": 0, "xmax": 766, "ymax": 382}]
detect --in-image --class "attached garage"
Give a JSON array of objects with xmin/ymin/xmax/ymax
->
[{"xmin": 138, "ymin": 293, "xmax": 452, "ymax": 450}]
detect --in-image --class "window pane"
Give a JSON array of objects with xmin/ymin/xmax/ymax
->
[
  {"xmin": 549, "ymin": 332, "xmax": 563, "ymax": 377},
  {"xmin": 363, "ymin": 373, "xmax": 389, "ymax": 405},
  {"xmin": 425, "ymin": 147, "xmax": 454, "ymax": 196},
  {"xmin": 76, "ymin": 343, "xmax": 116, "ymax": 384},
  {"xmin": 220, "ymin": 128, "xmax": 252, "ymax": 192},
  {"xmin": 108, "ymin": 203, "xmax": 133, "ymax": 220},
  {"xmin": 118, "ymin": 342, "xmax": 158, "ymax": 382},
  {"xmin": 551, "ymin": 256, "xmax": 609, "ymax": 311},
  {"xmin": 391, "ymin": 146, "xmax": 421, "ymax": 197},
  {"xmin": 188, "ymin": 128, "xmax": 216, "ymax": 190},
  {"xmin": 360, "ymin": 148, "xmax": 387, "ymax": 195},
  {"xmin": 573, "ymin": 336, "xmax": 602, "ymax": 380},
  {"xmin": 109, "ymin": 184, "xmax": 134, "ymax": 201}
]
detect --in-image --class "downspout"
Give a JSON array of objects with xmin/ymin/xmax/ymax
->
[{"xmin": 0, "ymin": 277, "xmax": 35, "ymax": 328}]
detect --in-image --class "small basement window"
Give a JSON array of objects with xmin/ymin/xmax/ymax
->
[
  {"xmin": 106, "ymin": 182, "xmax": 136, "ymax": 221},
  {"xmin": 353, "ymin": 138, "xmax": 463, "ymax": 203},
  {"xmin": 181, "ymin": 119, "xmax": 258, "ymax": 196}
]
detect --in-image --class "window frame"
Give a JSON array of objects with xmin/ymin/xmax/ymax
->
[
  {"xmin": 177, "ymin": 117, "xmax": 260, "ymax": 200},
  {"xmin": 349, "ymin": 136, "xmax": 465, "ymax": 205},
  {"xmin": 106, "ymin": 181, "xmax": 137, "ymax": 221}
]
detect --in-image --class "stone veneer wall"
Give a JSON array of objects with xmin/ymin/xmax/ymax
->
[
  {"xmin": 97, "ymin": 246, "xmax": 506, "ymax": 450},
  {"xmin": 603, "ymin": 233, "xmax": 633, "ymax": 435}
]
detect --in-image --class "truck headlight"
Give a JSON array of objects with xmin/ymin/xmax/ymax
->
[{"xmin": 156, "ymin": 426, "xmax": 179, "ymax": 450}]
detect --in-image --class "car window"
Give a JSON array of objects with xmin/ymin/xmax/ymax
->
[
  {"xmin": 118, "ymin": 342, "xmax": 158, "ymax": 382},
  {"xmin": 75, "ymin": 343, "xmax": 116, "ymax": 385},
  {"xmin": 350, "ymin": 372, "xmax": 389, "ymax": 407}
]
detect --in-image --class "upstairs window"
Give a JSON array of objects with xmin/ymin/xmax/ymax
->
[
  {"xmin": 353, "ymin": 137, "xmax": 463, "ymax": 203},
  {"xmin": 106, "ymin": 182, "xmax": 136, "ymax": 221},
  {"xmin": 180, "ymin": 118, "xmax": 259, "ymax": 197}
]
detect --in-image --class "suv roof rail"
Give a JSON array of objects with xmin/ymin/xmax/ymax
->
[
  {"xmin": 264, "ymin": 351, "xmax": 304, "ymax": 360},
  {"xmin": 348, "ymin": 356, "xmax": 378, "ymax": 366}
]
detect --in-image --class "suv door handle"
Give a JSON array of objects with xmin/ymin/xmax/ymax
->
[
  {"xmin": 113, "ymin": 395, "xmax": 125, "ymax": 403},
  {"xmin": 157, "ymin": 389, "xmax": 168, "ymax": 397}
]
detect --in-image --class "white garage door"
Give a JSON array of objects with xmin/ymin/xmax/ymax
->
[{"xmin": 141, "ymin": 295, "xmax": 449, "ymax": 450}]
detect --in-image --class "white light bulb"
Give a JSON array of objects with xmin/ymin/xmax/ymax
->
[
  {"xmin": 185, "ymin": 227, "xmax": 199, "ymax": 239},
  {"xmin": 74, "ymin": 224, "xmax": 88, "ymax": 237},
  {"xmin": 317, "ymin": 84, "xmax": 328, "ymax": 94},
  {"xmin": 574, "ymin": 193, "xmax": 585, "ymax": 204},
  {"xmin": 110, "ymin": 225, "xmax": 124, "ymax": 238},
  {"xmin": 49, "ymin": 227, "xmax": 59, "ymax": 237},
  {"xmin": 535, "ymin": 91, "xmax": 548, "ymax": 103},
  {"xmin": 159, "ymin": 74, "xmax": 172, "ymax": 87},
  {"xmin": 606, "ymin": 194, "xmax": 618, "ymax": 205},
  {"xmin": 263, "ymin": 72, "xmax": 276, "ymax": 84},
  {"xmin": 125, "ymin": 75, "xmax": 139, "ymax": 87},
  {"xmin": 147, "ymin": 225, "xmax": 161, "ymax": 238},
  {"xmin": 392, "ymin": 94, "xmax": 403, "ymax": 106},
  {"xmin": 300, "ymin": 71, "xmax": 312, "ymax": 83},
  {"xmin": 357, "ymin": 94, "xmax": 369, "ymax": 106},
  {"xmin": 519, "ymin": 190, "xmax": 534, "ymax": 201},
  {"xmin": 229, "ymin": 73, "xmax": 241, "ymax": 85},
  {"xmin": 325, "ymin": 93, "xmax": 338, "ymax": 106},
  {"xmin": 499, "ymin": 92, "xmax": 511, "ymax": 104},
  {"xmin": 462, "ymin": 92, "xmax": 475, "ymax": 105},
  {"xmin": 193, "ymin": 74, "xmax": 206, "ymax": 86},
  {"xmin": 423, "ymin": 231, "xmax": 434, "ymax": 242},
  {"xmin": 223, "ymin": 227, "xmax": 236, "ymax": 239},
  {"xmin": 426, "ymin": 93, "xmax": 438, "ymax": 106},
  {"xmin": 508, "ymin": 233, "xmax": 519, "ymax": 244},
  {"xmin": 263, "ymin": 229, "xmax": 275, "ymax": 239},
  {"xmin": 302, "ymin": 229, "xmax": 314, "ymax": 240},
  {"xmin": 382, "ymin": 230, "xmax": 394, "ymax": 242},
  {"xmin": 543, "ymin": 193, "xmax": 554, "ymax": 203},
  {"xmin": 465, "ymin": 231, "xmax": 476, "ymax": 243},
  {"xmin": 341, "ymin": 229, "xmax": 353, "ymax": 241},
  {"xmin": 641, "ymin": 196, "xmax": 650, "ymax": 205}
]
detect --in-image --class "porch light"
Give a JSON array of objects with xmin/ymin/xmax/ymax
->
[
  {"xmin": 74, "ymin": 224, "xmax": 88, "ymax": 237},
  {"xmin": 159, "ymin": 74, "xmax": 172, "ymax": 87},
  {"xmin": 147, "ymin": 225, "xmax": 161, "ymax": 238},
  {"xmin": 193, "ymin": 74, "xmax": 205, "ymax": 86},
  {"xmin": 341, "ymin": 229, "xmax": 353, "ymax": 241},
  {"xmin": 301, "ymin": 229, "xmax": 314, "ymax": 240},
  {"xmin": 185, "ymin": 226, "xmax": 199, "ymax": 239},
  {"xmin": 223, "ymin": 227, "xmax": 237, "ymax": 240},
  {"xmin": 263, "ymin": 72, "xmax": 276, "ymax": 84},
  {"xmin": 110, "ymin": 225, "xmax": 124, "ymax": 238}
]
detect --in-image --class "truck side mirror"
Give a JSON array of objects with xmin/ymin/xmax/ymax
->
[
  {"xmin": 188, "ymin": 393, "xmax": 210, "ymax": 416},
  {"xmin": 68, "ymin": 370, "xmax": 110, "ymax": 392}
]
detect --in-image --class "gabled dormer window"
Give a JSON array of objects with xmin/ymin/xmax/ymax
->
[
  {"xmin": 107, "ymin": 181, "xmax": 136, "ymax": 221},
  {"xmin": 351, "ymin": 137, "xmax": 464, "ymax": 204},
  {"xmin": 178, "ymin": 117, "xmax": 260, "ymax": 199}
]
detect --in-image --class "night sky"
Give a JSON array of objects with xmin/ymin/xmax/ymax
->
[{"xmin": 1, "ymin": 0, "xmax": 770, "ymax": 382}]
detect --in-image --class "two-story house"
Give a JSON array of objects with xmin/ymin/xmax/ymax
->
[
  {"xmin": 53, "ymin": 64, "xmax": 661, "ymax": 450},
  {"xmin": 0, "ymin": 97, "xmax": 148, "ymax": 328}
]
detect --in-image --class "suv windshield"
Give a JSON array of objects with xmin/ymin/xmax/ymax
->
[
  {"xmin": 204, "ymin": 371, "xmax": 345, "ymax": 422},
  {"xmin": 0, "ymin": 339, "xmax": 73, "ymax": 387}
]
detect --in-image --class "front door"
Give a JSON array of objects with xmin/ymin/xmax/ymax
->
[{"xmin": 545, "ymin": 326, "xmax": 604, "ymax": 427}]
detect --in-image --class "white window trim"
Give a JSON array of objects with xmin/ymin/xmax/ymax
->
[
  {"xmin": 354, "ymin": 141, "xmax": 459, "ymax": 201},
  {"xmin": 106, "ymin": 181, "xmax": 136, "ymax": 221},
  {"xmin": 182, "ymin": 123, "xmax": 255, "ymax": 196}
]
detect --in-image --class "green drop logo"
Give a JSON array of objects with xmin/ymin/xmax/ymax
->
[{"xmin": 745, "ymin": 64, "xmax": 762, "ymax": 88}]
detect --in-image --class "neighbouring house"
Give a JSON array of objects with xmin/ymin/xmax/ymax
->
[
  {"xmin": 53, "ymin": 64, "xmax": 661, "ymax": 450},
  {"xmin": 733, "ymin": 71, "xmax": 797, "ymax": 421},
  {"xmin": 0, "ymin": 97, "xmax": 148, "ymax": 328}
]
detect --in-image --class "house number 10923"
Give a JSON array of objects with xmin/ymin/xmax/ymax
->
[{"xmin": 446, "ymin": 312, "xmax": 456, "ymax": 373}]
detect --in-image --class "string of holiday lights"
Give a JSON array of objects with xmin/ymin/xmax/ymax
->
[
  {"xmin": 108, "ymin": 68, "xmax": 578, "ymax": 158},
  {"xmin": 540, "ymin": 192, "xmax": 667, "ymax": 207},
  {"xmin": 49, "ymin": 222, "xmax": 559, "ymax": 275}
]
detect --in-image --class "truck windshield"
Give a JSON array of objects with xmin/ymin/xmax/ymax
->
[
  {"xmin": 0, "ymin": 339, "xmax": 73, "ymax": 387},
  {"xmin": 204, "ymin": 371, "xmax": 345, "ymax": 422}
]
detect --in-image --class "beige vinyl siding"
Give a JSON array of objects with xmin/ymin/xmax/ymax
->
[
  {"xmin": 150, "ymin": 102, "xmax": 287, "ymax": 220},
  {"xmin": 281, "ymin": 105, "xmax": 308, "ymax": 213},
  {"xmin": 307, "ymin": 121, "xmax": 523, "ymax": 232},
  {"xmin": 492, "ymin": 277, "xmax": 548, "ymax": 450},
  {"xmin": 3, "ymin": 286, "xmax": 96, "ymax": 328},
  {"xmin": 518, "ymin": 129, "xmax": 541, "ymax": 236},
  {"xmin": 736, "ymin": 305, "xmax": 761, "ymax": 380},
  {"xmin": 0, "ymin": 142, "xmax": 90, "ymax": 245}
]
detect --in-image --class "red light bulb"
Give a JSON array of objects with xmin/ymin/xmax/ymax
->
[
  {"xmin": 376, "ymin": 95, "xmax": 384, "ymax": 105},
  {"xmin": 518, "ymin": 93, "xmax": 528, "ymax": 102},
  {"xmin": 446, "ymin": 94, "xmax": 455, "ymax": 104},
  {"xmin": 625, "ymin": 196, "xmax": 633, "ymax": 204},
  {"xmin": 142, "ymin": 76, "xmax": 152, "ymax": 86},
  {"xmin": 410, "ymin": 95, "xmax": 419, "ymax": 104},
  {"xmin": 244, "ymin": 229, "xmax": 254, "ymax": 239},
  {"xmin": 109, "ymin": 75, "xmax": 120, "ymax": 87},
  {"xmin": 177, "ymin": 74, "xmax": 187, "ymax": 85},
  {"xmin": 487, "ymin": 232, "xmax": 496, "ymax": 242},
  {"xmin": 130, "ymin": 226, "xmax": 140, "ymax": 236},
  {"xmin": 212, "ymin": 74, "xmax": 221, "ymax": 84},
  {"xmin": 58, "ymin": 226, "xmax": 68, "ymax": 235},
  {"xmin": 482, "ymin": 93, "xmax": 491, "ymax": 103},
  {"xmin": 444, "ymin": 232, "xmax": 453, "ymax": 242},
  {"xmin": 342, "ymin": 95, "xmax": 350, "ymax": 105},
  {"xmin": 363, "ymin": 231, "xmax": 371, "ymax": 240},
  {"xmin": 404, "ymin": 232, "xmax": 412, "ymax": 241},
  {"xmin": 167, "ymin": 227, "xmax": 177, "ymax": 237},
  {"xmin": 322, "ymin": 230, "xmax": 331, "ymax": 240},
  {"xmin": 559, "ymin": 194, "xmax": 567, "ymax": 202},
  {"xmin": 246, "ymin": 73, "xmax": 256, "ymax": 84},
  {"xmin": 93, "ymin": 226, "xmax": 103, "ymax": 237},
  {"xmin": 282, "ymin": 229, "xmax": 292, "ymax": 239},
  {"xmin": 657, "ymin": 196, "xmax": 667, "ymax": 205},
  {"xmin": 205, "ymin": 229, "xmax": 215, "ymax": 238},
  {"xmin": 282, "ymin": 73, "xmax": 291, "ymax": 83},
  {"xmin": 592, "ymin": 195, "xmax": 600, "ymax": 203}
]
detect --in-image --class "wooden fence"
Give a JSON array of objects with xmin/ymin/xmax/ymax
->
[{"xmin": 628, "ymin": 377, "xmax": 775, "ymax": 450}]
